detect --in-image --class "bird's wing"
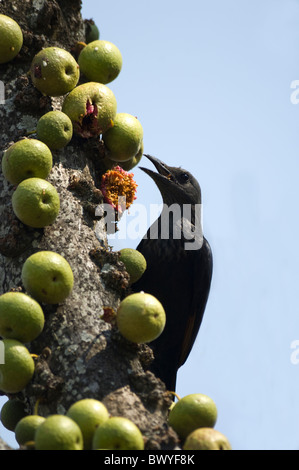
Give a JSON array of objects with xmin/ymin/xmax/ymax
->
[{"xmin": 178, "ymin": 237, "xmax": 213, "ymax": 367}]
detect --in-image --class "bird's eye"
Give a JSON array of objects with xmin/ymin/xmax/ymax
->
[{"xmin": 179, "ymin": 173, "xmax": 189, "ymax": 183}]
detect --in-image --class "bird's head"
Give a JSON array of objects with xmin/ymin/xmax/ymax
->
[{"xmin": 139, "ymin": 154, "xmax": 202, "ymax": 206}]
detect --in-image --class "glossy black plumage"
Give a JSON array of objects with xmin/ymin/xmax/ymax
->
[{"xmin": 133, "ymin": 155, "xmax": 213, "ymax": 392}]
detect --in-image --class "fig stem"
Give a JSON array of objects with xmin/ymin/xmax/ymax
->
[
  {"xmin": 26, "ymin": 129, "xmax": 37, "ymax": 136},
  {"xmin": 33, "ymin": 397, "xmax": 41, "ymax": 415},
  {"xmin": 167, "ymin": 391, "xmax": 181, "ymax": 401}
]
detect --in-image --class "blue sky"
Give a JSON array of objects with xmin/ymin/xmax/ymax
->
[{"xmin": 2, "ymin": 0, "xmax": 299, "ymax": 450}]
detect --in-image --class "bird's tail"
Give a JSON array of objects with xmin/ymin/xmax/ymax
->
[{"xmin": 149, "ymin": 358, "xmax": 178, "ymax": 395}]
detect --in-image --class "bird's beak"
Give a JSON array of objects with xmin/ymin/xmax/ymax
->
[{"xmin": 139, "ymin": 154, "xmax": 175, "ymax": 183}]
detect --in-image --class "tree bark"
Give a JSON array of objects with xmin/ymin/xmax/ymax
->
[{"xmin": 0, "ymin": 0, "xmax": 178, "ymax": 450}]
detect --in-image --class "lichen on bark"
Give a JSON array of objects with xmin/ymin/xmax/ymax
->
[{"xmin": 0, "ymin": 0, "xmax": 179, "ymax": 450}]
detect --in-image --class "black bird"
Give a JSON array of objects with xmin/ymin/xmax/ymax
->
[{"xmin": 133, "ymin": 154, "xmax": 213, "ymax": 392}]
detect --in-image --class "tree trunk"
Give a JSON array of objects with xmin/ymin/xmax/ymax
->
[{"xmin": 0, "ymin": 0, "xmax": 178, "ymax": 450}]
